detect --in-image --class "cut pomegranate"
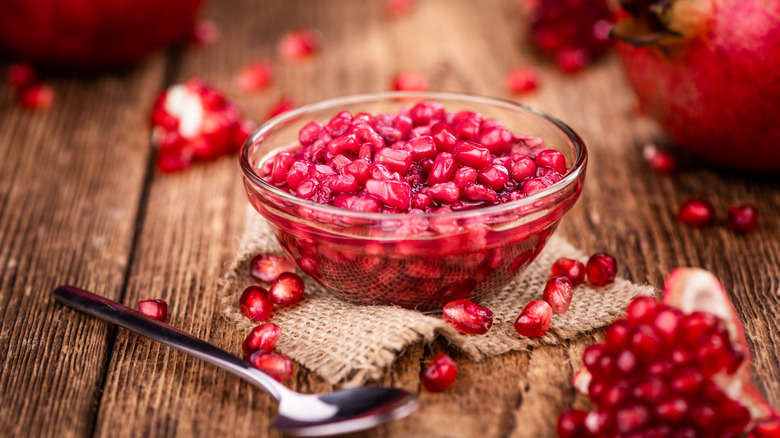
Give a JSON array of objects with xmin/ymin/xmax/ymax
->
[
  {"xmin": 268, "ymin": 272, "xmax": 305, "ymax": 306},
  {"xmin": 278, "ymin": 29, "xmax": 320, "ymax": 61},
  {"xmin": 241, "ymin": 322, "xmax": 282, "ymax": 355},
  {"xmin": 543, "ymin": 276, "xmax": 574, "ymax": 313},
  {"xmin": 442, "ymin": 299, "xmax": 493, "ymax": 335},
  {"xmin": 676, "ymin": 197, "xmax": 716, "ymax": 228},
  {"xmin": 391, "ymin": 72, "xmax": 429, "ymax": 91},
  {"xmin": 247, "ymin": 350, "xmax": 293, "ymax": 382},
  {"xmin": 727, "ymin": 205, "xmax": 759, "ymax": 234},
  {"xmin": 642, "ymin": 144, "xmax": 678, "ymax": 173},
  {"xmin": 422, "ymin": 353, "xmax": 457, "ymax": 392},
  {"xmin": 514, "ymin": 299, "xmax": 552, "ymax": 337},
  {"xmin": 138, "ymin": 299, "xmax": 168, "ymax": 323},
  {"xmin": 250, "ymin": 253, "xmax": 296, "ymax": 283},
  {"xmin": 239, "ymin": 286, "xmax": 273, "ymax": 322},
  {"xmin": 551, "ymin": 257, "xmax": 586, "ymax": 286},
  {"xmin": 17, "ymin": 83, "xmax": 55, "ymax": 110},
  {"xmin": 564, "ymin": 268, "xmax": 780, "ymax": 436},
  {"xmin": 236, "ymin": 61, "xmax": 273, "ymax": 93},
  {"xmin": 506, "ymin": 67, "xmax": 539, "ymax": 94},
  {"xmin": 586, "ymin": 253, "xmax": 617, "ymax": 286}
]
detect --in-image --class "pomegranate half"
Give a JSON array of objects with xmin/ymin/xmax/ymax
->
[
  {"xmin": 0, "ymin": 0, "xmax": 205, "ymax": 68},
  {"xmin": 611, "ymin": 0, "xmax": 780, "ymax": 172}
]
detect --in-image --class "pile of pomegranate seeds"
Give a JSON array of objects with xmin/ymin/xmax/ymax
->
[
  {"xmin": 391, "ymin": 72, "xmax": 429, "ymax": 91},
  {"xmin": 261, "ymin": 101, "xmax": 567, "ymax": 214},
  {"xmin": 525, "ymin": 0, "xmax": 613, "ymax": 72},
  {"xmin": 138, "ymin": 299, "xmax": 169, "ymax": 323},
  {"xmin": 277, "ymin": 29, "xmax": 320, "ymax": 62},
  {"xmin": 7, "ymin": 63, "xmax": 55, "ymax": 110},
  {"xmin": 422, "ymin": 353, "xmax": 458, "ymax": 392},
  {"xmin": 442, "ymin": 299, "xmax": 493, "ymax": 335},
  {"xmin": 150, "ymin": 78, "xmax": 256, "ymax": 172}
]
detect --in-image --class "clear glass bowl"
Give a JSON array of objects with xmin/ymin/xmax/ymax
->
[{"xmin": 240, "ymin": 92, "xmax": 587, "ymax": 310}]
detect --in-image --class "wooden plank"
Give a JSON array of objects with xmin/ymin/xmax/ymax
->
[{"xmin": 0, "ymin": 57, "xmax": 166, "ymax": 435}]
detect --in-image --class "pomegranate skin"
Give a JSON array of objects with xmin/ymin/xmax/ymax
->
[
  {"xmin": 0, "ymin": 0, "xmax": 205, "ymax": 68},
  {"xmin": 615, "ymin": 0, "xmax": 780, "ymax": 171}
]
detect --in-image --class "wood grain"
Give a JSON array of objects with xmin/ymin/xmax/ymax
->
[{"xmin": 1, "ymin": 0, "xmax": 778, "ymax": 436}]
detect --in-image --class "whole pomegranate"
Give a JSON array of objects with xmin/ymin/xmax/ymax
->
[
  {"xmin": 611, "ymin": 0, "xmax": 780, "ymax": 171},
  {"xmin": 0, "ymin": 0, "xmax": 205, "ymax": 68}
]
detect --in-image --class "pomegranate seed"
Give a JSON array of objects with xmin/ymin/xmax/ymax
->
[
  {"xmin": 551, "ymin": 257, "xmax": 586, "ymax": 286},
  {"xmin": 586, "ymin": 253, "xmax": 617, "ymax": 286},
  {"xmin": 17, "ymin": 83, "xmax": 55, "ymax": 110},
  {"xmin": 750, "ymin": 419, "xmax": 780, "ymax": 438},
  {"xmin": 614, "ymin": 403, "xmax": 650, "ymax": 433},
  {"xmin": 268, "ymin": 272, "xmax": 306, "ymax": 306},
  {"xmin": 250, "ymin": 253, "xmax": 296, "ymax": 283},
  {"xmin": 727, "ymin": 205, "xmax": 759, "ymax": 234},
  {"xmin": 514, "ymin": 300, "xmax": 552, "ymax": 337},
  {"xmin": 375, "ymin": 148, "xmax": 413, "ymax": 175},
  {"xmin": 428, "ymin": 182, "xmax": 460, "ymax": 204},
  {"xmin": 386, "ymin": 0, "xmax": 415, "ymax": 18},
  {"xmin": 557, "ymin": 409, "xmax": 588, "ymax": 438},
  {"xmin": 365, "ymin": 179, "xmax": 412, "ymax": 210},
  {"xmin": 543, "ymin": 276, "xmax": 574, "ymax": 313},
  {"xmin": 8, "ymin": 63, "xmax": 38, "ymax": 90},
  {"xmin": 535, "ymin": 149, "xmax": 567, "ymax": 174},
  {"xmin": 138, "ymin": 299, "xmax": 168, "ymax": 323},
  {"xmin": 452, "ymin": 166, "xmax": 478, "ymax": 189},
  {"xmin": 643, "ymin": 144, "xmax": 678, "ymax": 173},
  {"xmin": 421, "ymin": 353, "xmax": 457, "ymax": 392},
  {"xmin": 442, "ymin": 299, "xmax": 493, "ymax": 335},
  {"xmin": 506, "ymin": 67, "xmax": 540, "ymax": 94},
  {"xmin": 190, "ymin": 19, "xmax": 220, "ymax": 46},
  {"xmin": 267, "ymin": 97, "xmax": 296, "ymax": 120},
  {"xmin": 626, "ymin": 296, "xmax": 658, "ymax": 324},
  {"xmin": 556, "ymin": 48, "xmax": 592, "ymax": 73},
  {"xmin": 461, "ymin": 183, "xmax": 497, "ymax": 203},
  {"xmin": 477, "ymin": 164, "xmax": 510, "ymax": 191},
  {"xmin": 404, "ymin": 136, "xmax": 437, "ymax": 161},
  {"xmin": 156, "ymin": 146, "xmax": 194, "ymax": 173},
  {"xmin": 676, "ymin": 197, "xmax": 716, "ymax": 228},
  {"xmin": 454, "ymin": 141, "xmax": 492, "ymax": 169},
  {"xmin": 239, "ymin": 286, "xmax": 273, "ymax": 322},
  {"xmin": 278, "ymin": 29, "xmax": 320, "ymax": 61},
  {"xmin": 511, "ymin": 157, "xmax": 537, "ymax": 182},
  {"xmin": 242, "ymin": 322, "xmax": 282, "ymax": 355},
  {"xmin": 248, "ymin": 350, "xmax": 293, "ymax": 382},
  {"xmin": 236, "ymin": 61, "xmax": 273, "ymax": 92},
  {"xmin": 427, "ymin": 152, "xmax": 458, "ymax": 186},
  {"xmin": 391, "ymin": 71, "xmax": 428, "ymax": 91},
  {"xmin": 431, "ymin": 122, "xmax": 458, "ymax": 152}
]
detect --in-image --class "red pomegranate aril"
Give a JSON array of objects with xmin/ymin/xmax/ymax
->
[
  {"xmin": 365, "ymin": 179, "xmax": 411, "ymax": 210},
  {"xmin": 427, "ymin": 152, "xmax": 458, "ymax": 186},
  {"xmin": 374, "ymin": 147, "xmax": 412, "ymax": 175},
  {"xmin": 403, "ymin": 135, "xmax": 437, "ymax": 161},
  {"xmin": 586, "ymin": 253, "xmax": 617, "ymax": 286},
  {"xmin": 535, "ymin": 149, "xmax": 567, "ymax": 174},
  {"xmin": 250, "ymin": 253, "xmax": 296, "ymax": 283},
  {"xmin": 391, "ymin": 71, "xmax": 428, "ymax": 91},
  {"xmin": 236, "ymin": 61, "xmax": 273, "ymax": 92},
  {"xmin": 557, "ymin": 409, "xmax": 589, "ymax": 438},
  {"xmin": 428, "ymin": 182, "xmax": 460, "ymax": 204},
  {"xmin": 431, "ymin": 121, "xmax": 458, "ymax": 153},
  {"xmin": 190, "ymin": 19, "xmax": 220, "ymax": 46},
  {"xmin": 452, "ymin": 166, "xmax": 478, "ymax": 189},
  {"xmin": 676, "ymin": 197, "xmax": 716, "ymax": 228},
  {"xmin": 455, "ymin": 114, "xmax": 482, "ymax": 140},
  {"xmin": 514, "ymin": 299, "xmax": 552, "ymax": 337},
  {"xmin": 422, "ymin": 353, "xmax": 458, "ymax": 392},
  {"xmin": 271, "ymin": 152, "xmax": 294, "ymax": 184},
  {"xmin": 510, "ymin": 157, "xmax": 537, "ymax": 182},
  {"xmin": 248, "ymin": 350, "xmax": 293, "ymax": 382},
  {"xmin": 522, "ymin": 177, "xmax": 551, "ymax": 196},
  {"xmin": 542, "ymin": 276, "xmax": 574, "ymax": 313},
  {"xmin": 633, "ymin": 376, "xmax": 666, "ymax": 403},
  {"xmin": 626, "ymin": 296, "xmax": 658, "ymax": 324},
  {"xmin": 241, "ymin": 322, "xmax": 282, "ymax": 355},
  {"xmin": 551, "ymin": 257, "xmax": 586, "ymax": 286},
  {"xmin": 750, "ymin": 420, "xmax": 780, "ymax": 438},
  {"xmin": 454, "ymin": 141, "xmax": 492, "ymax": 169},
  {"xmin": 295, "ymin": 178, "xmax": 319, "ymax": 199},
  {"xmin": 278, "ymin": 28, "xmax": 319, "ymax": 61},
  {"xmin": 629, "ymin": 325, "xmax": 663, "ymax": 359},
  {"xmin": 267, "ymin": 97, "xmax": 295, "ymax": 120},
  {"xmin": 328, "ymin": 174, "xmax": 359, "ymax": 194},
  {"xmin": 604, "ymin": 318, "xmax": 631, "ymax": 350},
  {"xmin": 285, "ymin": 161, "xmax": 310, "ymax": 190},
  {"xmin": 655, "ymin": 397, "xmax": 689, "ymax": 423},
  {"xmin": 477, "ymin": 164, "xmax": 510, "ymax": 192},
  {"xmin": 506, "ymin": 67, "xmax": 539, "ymax": 94},
  {"xmin": 17, "ymin": 83, "xmax": 55, "ymax": 110},
  {"xmin": 442, "ymin": 299, "xmax": 493, "ymax": 335},
  {"xmin": 727, "ymin": 205, "xmax": 759, "ymax": 234},
  {"xmin": 239, "ymin": 286, "xmax": 273, "ymax": 322},
  {"xmin": 138, "ymin": 299, "xmax": 168, "ymax": 323},
  {"xmin": 299, "ymin": 121, "xmax": 323, "ymax": 145},
  {"xmin": 651, "ymin": 306, "xmax": 683, "ymax": 342},
  {"xmin": 615, "ymin": 403, "xmax": 650, "ymax": 432},
  {"xmin": 461, "ymin": 183, "xmax": 497, "ymax": 203},
  {"xmin": 327, "ymin": 132, "xmax": 360, "ymax": 155},
  {"xmin": 409, "ymin": 101, "xmax": 445, "ymax": 126},
  {"xmin": 643, "ymin": 144, "xmax": 678, "ymax": 173},
  {"xmin": 268, "ymin": 272, "xmax": 305, "ymax": 306},
  {"xmin": 556, "ymin": 48, "xmax": 592, "ymax": 73}
]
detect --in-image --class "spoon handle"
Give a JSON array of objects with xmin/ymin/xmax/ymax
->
[{"xmin": 53, "ymin": 285, "xmax": 286, "ymax": 400}]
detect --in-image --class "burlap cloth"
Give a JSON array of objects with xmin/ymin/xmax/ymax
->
[{"xmin": 219, "ymin": 208, "xmax": 655, "ymax": 388}]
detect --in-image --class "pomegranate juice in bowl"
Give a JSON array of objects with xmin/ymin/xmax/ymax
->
[{"xmin": 240, "ymin": 92, "xmax": 587, "ymax": 310}]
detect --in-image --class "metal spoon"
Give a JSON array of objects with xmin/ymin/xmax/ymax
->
[{"xmin": 53, "ymin": 286, "xmax": 418, "ymax": 437}]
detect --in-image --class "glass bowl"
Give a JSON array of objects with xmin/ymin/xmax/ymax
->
[{"xmin": 240, "ymin": 92, "xmax": 587, "ymax": 310}]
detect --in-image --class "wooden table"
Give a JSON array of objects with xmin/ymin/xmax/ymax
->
[{"xmin": 2, "ymin": 0, "xmax": 778, "ymax": 436}]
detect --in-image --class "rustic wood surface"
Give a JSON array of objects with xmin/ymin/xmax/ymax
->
[{"xmin": 1, "ymin": 0, "xmax": 778, "ymax": 437}]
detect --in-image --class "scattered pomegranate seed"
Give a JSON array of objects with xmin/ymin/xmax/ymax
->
[
  {"xmin": 138, "ymin": 299, "xmax": 168, "ymax": 323},
  {"xmin": 676, "ymin": 197, "xmax": 716, "ymax": 228},
  {"xmin": 514, "ymin": 299, "xmax": 553, "ymax": 337},
  {"xmin": 556, "ymin": 48, "xmax": 592, "ymax": 73},
  {"xmin": 248, "ymin": 350, "xmax": 293, "ymax": 382},
  {"xmin": 278, "ymin": 29, "xmax": 320, "ymax": 62},
  {"xmin": 421, "ymin": 353, "xmax": 457, "ymax": 392},
  {"xmin": 643, "ymin": 144, "xmax": 678, "ymax": 173},
  {"xmin": 543, "ymin": 276, "xmax": 574, "ymax": 313},
  {"xmin": 442, "ymin": 299, "xmax": 493, "ymax": 335},
  {"xmin": 391, "ymin": 72, "xmax": 429, "ymax": 91},
  {"xmin": 239, "ymin": 286, "xmax": 273, "ymax": 322},
  {"xmin": 268, "ymin": 272, "xmax": 306, "ymax": 306},
  {"xmin": 386, "ymin": 0, "xmax": 416, "ymax": 18},
  {"xmin": 506, "ymin": 67, "xmax": 539, "ymax": 94},
  {"xmin": 17, "ymin": 83, "xmax": 55, "ymax": 110},
  {"xmin": 726, "ymin": 205, "xmax": 759, "ymax": 234},
  {"xmin": 267, "ymin": 97, "xmax": 296, "ymax": 120},
  {"xmin": 551, "ymin": 257, "xmax": 586, "ymax": 286},
  {"xmin": 190, "ymin": 19, "xmax": 220, "ymax": 46},
  {"xmin": 242, "ymin": 322, "xmax": 282, "ymax": 355},
  {"xmin": 236, "ymin": 61, "xmax": 273, "ymax": 93},
  {"xmin": 8, "ymin": 63, "xmax": 38, "ymax": 90},
  {"xmin": 250, "ymin": 253, "xmax": 296, "ymax": 283},
  {"xmin": 586, "ymin": 253, "xmax": 617, "ymax": 286}
]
